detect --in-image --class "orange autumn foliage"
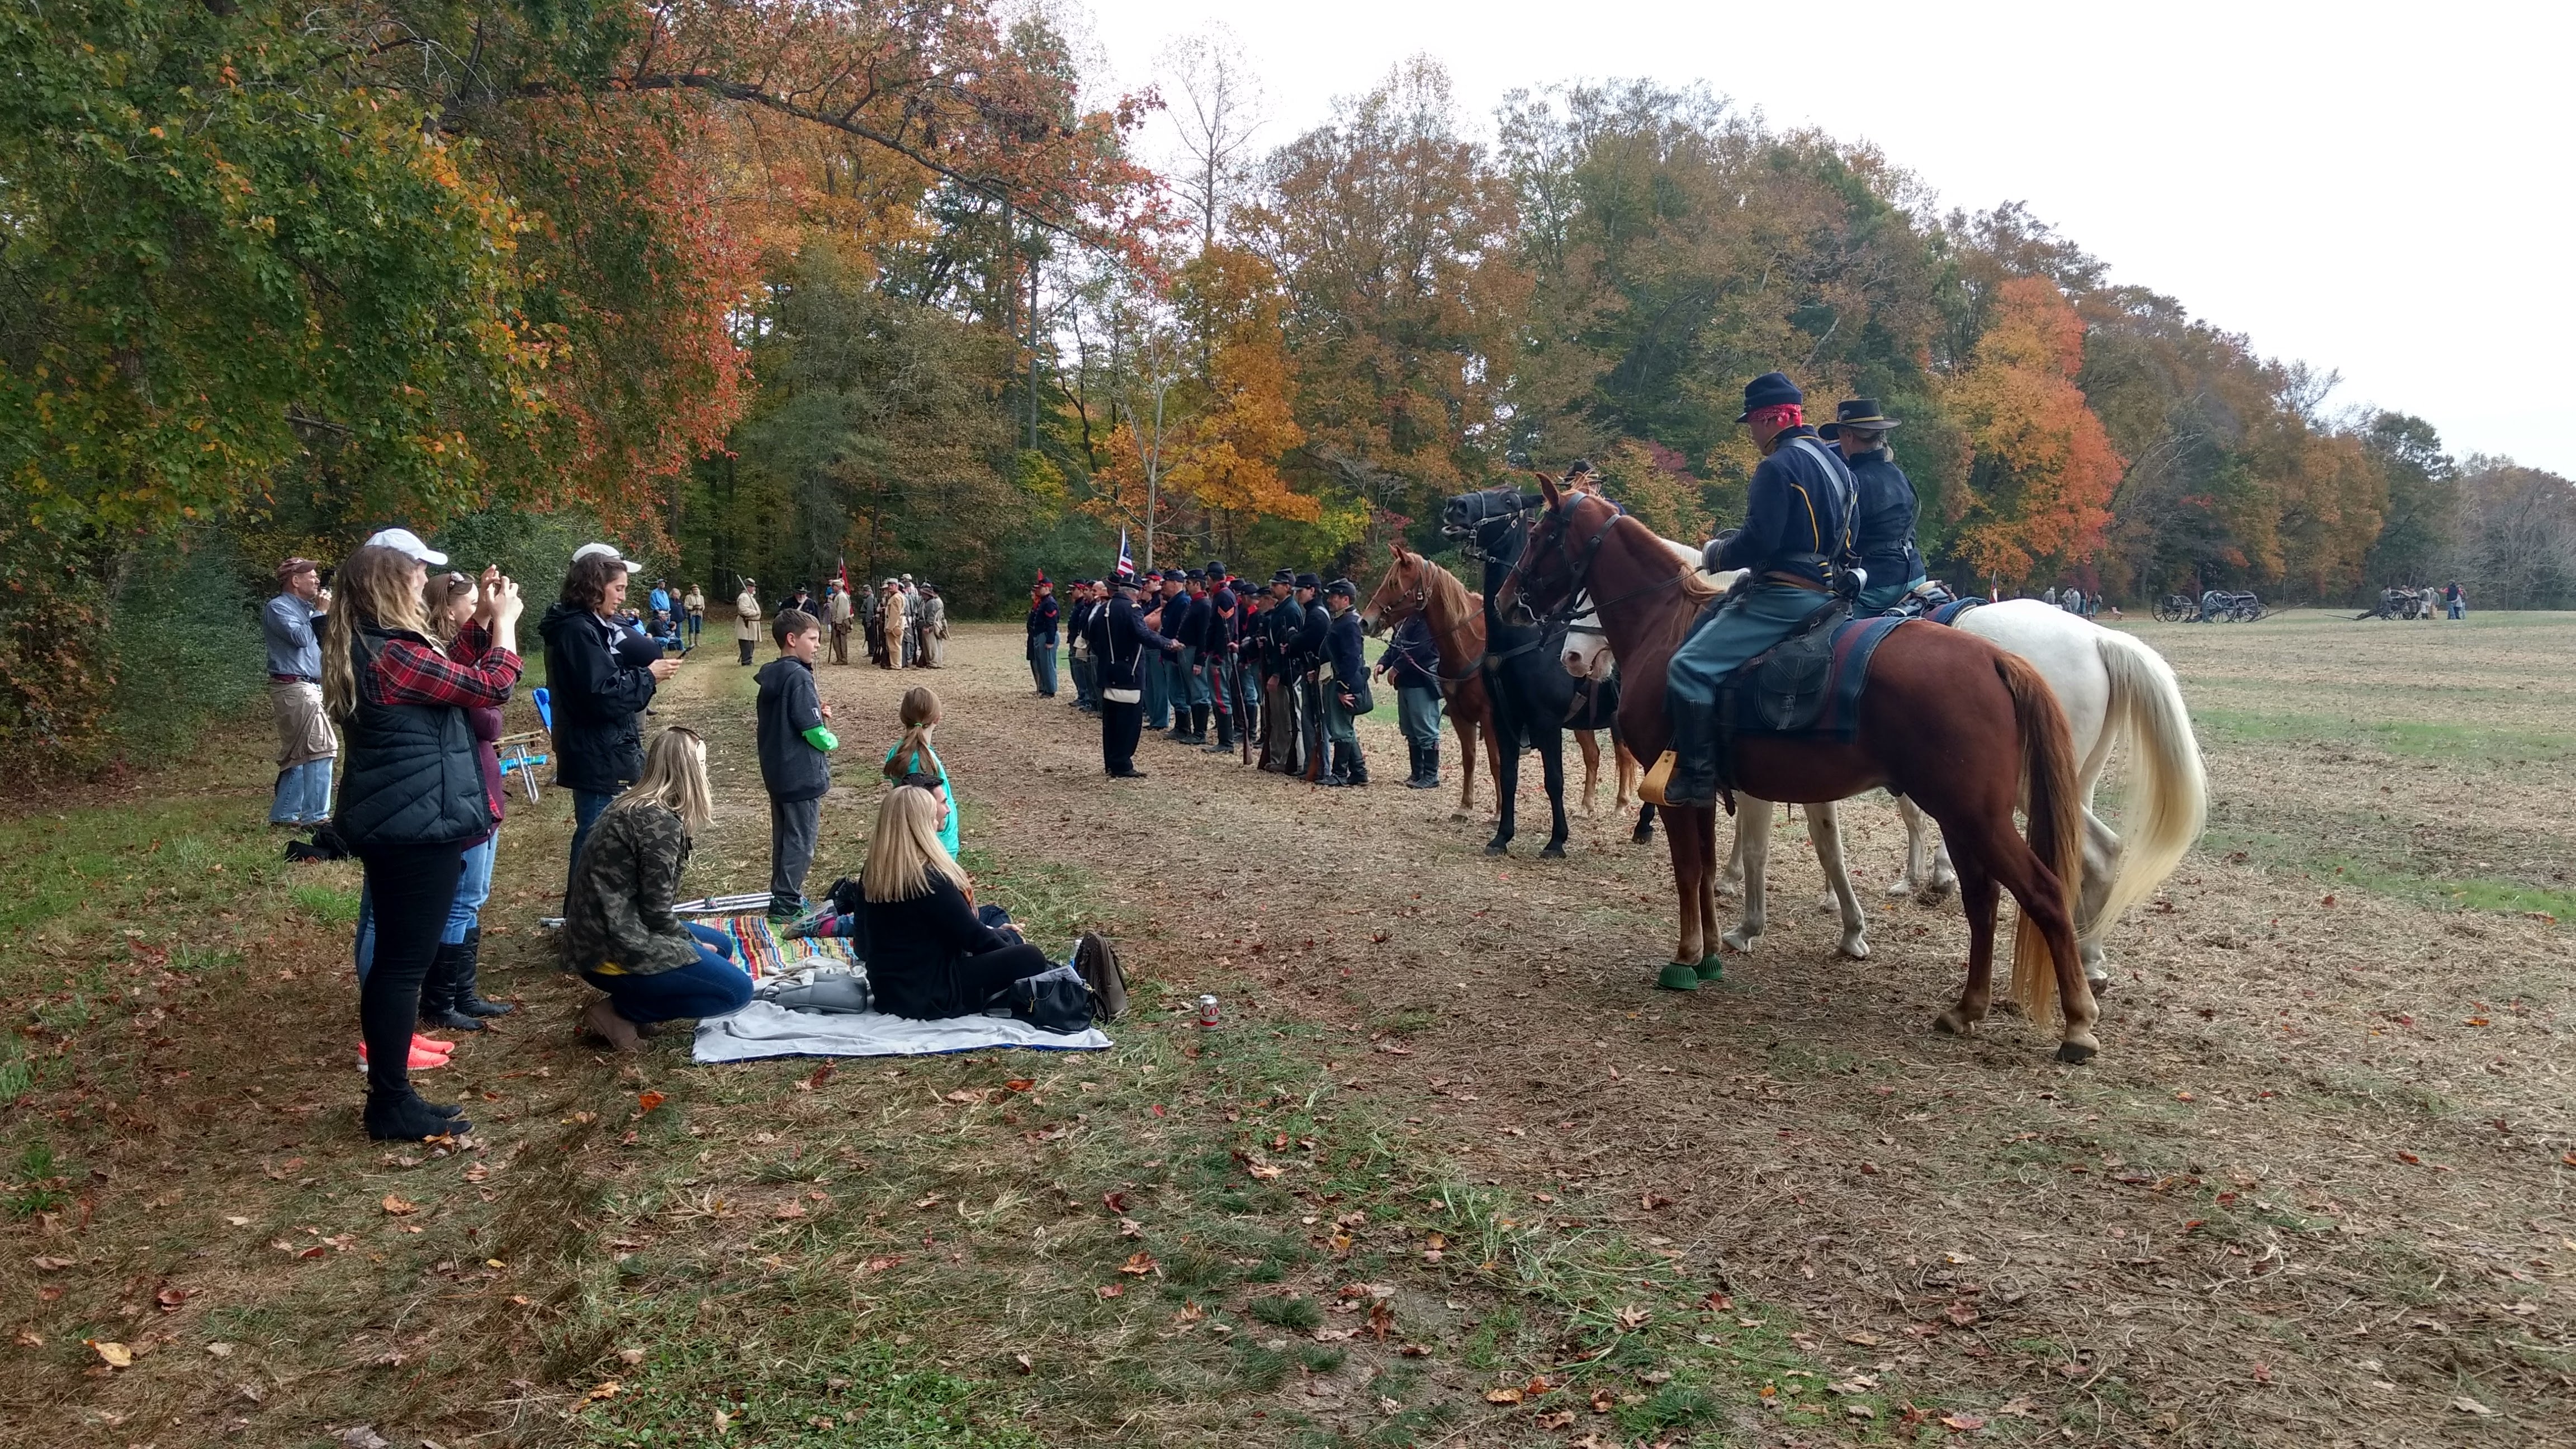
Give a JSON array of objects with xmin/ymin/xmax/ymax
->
[{"xmin": 1939, "ymin": 276, "xmax": 2123, "ymax": 581}]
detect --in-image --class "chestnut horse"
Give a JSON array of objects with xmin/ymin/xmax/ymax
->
[
  {"xmin": 1494, "ymin": 485, "xmax": 2104, "ymax": 1063},
  {"xmin": 1359, "ymin": 546, "xmax": 1504, "ymax": 820}
]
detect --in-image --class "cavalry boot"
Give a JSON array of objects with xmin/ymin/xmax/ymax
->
[
  {"xmin": 1346, "ymin": 740, "xmax": 1369, "ymax": 787},
  {"xmin": 452, "ymin": 927, "xmax": 514, "ymax": 1019},
  {"xmin": 1412, "ymin": 741, "xmax": 1442, "ymax": 788},
  {"xmin": 419, "ymin": 943, "xmax": 489, "ymax": 1033},
  {"xmin": 1205, "ymin": 713, "xmax": 1235, "ymax": 753},
  {"xmin": 1662, "ymin": 694, "xmax": 1724, "ymax": 809},
  {"xmin": 1195, "ymin": 704, "xmax": 1212, "ymax": 744}
]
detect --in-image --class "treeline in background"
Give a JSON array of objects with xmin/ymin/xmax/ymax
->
[{"xmin": 6, "ymin": 2, "xmax": 2567, "ymax": 771}]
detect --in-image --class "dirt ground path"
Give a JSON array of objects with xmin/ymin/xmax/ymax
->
[{"xmin": 860, "ymin": 614, "xmax": 2574, "ymax": 1447}]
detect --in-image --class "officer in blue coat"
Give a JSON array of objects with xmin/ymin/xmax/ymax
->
[
  {"xmin": 1821, "ymin": 399, "xmax": 1924, "ymax": 615},
  {"xmin": 1086, "ymin": 572, "xmax": 1182, "ymax": 779},
  {"xmin": 1319, "ymin": 579, "xmax": 1373, "ymax": 787},
  {"xmin": 1664, "ymin": 371, "xmax": 1855, "ymax": 809}
]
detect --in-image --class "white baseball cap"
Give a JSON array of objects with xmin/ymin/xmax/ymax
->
[
  {"xmin": 573, "ymin": 542, "xmax": 643, "ymax": 573},
  {"xmin": 365, "ymin": 527, "xmax": 448, "ymax": 565}
]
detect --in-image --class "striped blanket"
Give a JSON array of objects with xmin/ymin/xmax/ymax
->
[{"xmin": 711, "ymin": 913, "xmax": 860, "ymax": 983}]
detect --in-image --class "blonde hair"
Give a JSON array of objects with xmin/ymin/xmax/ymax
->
[
  {"xmin": 862, "ymin": 785, "xmax": 967, "ymax": 903},
  {"xmin": 882, "ymin": 685, "xmax": 943, "ymax": 781},
  {"xmin": 322, "ymin": 544, "xmax": 433, "ymax": 719},
  {"xmin": 425, "ymin": 571, "xmax": 476, "ymax": 643},
  {"xmin": 610, "ymin": 726, "xmax": 714, "ymax": 835}
]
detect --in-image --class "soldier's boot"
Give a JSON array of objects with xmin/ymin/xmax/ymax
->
[
  {"xmin": 1346, "ymin": 740, "xmax": 1369, "ymax": 787},
  {"xmin": 1317, "ymin": 742, "xmax": 1350, "ymax": 787},
  {"xmin": 1191, "ymin": 704, "xmax": 1211, "ymax": 745},
  {"xmin": 1205, "ymin": 712, "xmax": 1235, "ymax": 753},
  {"xmin": 1662, "ymin": 694, "xmax": 1723, "ymax": 809}
]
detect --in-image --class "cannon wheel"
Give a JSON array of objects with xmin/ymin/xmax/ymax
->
[{"xmin": 2154, "ymin": 595, "xmax": 2191, "ymax": 623}]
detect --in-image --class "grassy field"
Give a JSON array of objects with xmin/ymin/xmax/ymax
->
[{"xmin": 1, "ymin": 609, "xmax": 2570, "ymax": 1447}]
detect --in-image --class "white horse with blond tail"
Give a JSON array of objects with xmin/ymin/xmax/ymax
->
[{"xmin": 1566, "ymin": 589, "xmax": 2205, "ymax": 988}]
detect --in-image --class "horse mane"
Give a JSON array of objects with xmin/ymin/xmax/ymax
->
[
  {"xmin": 1607, "ymin": 510, "xmax": 1722, "ymax": 606},
  {"xmin": 1409, "ymin": 550, "xmax": 1481, "ymax": 626}
]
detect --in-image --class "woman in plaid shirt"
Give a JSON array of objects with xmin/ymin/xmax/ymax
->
[{"xmin": 323, "ymin": 540, "xmax": 524, "ymax": 1140}]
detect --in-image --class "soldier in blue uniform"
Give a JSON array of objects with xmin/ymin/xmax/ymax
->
[
  {"xmin": 1821, "ymin": 399, "xmax": 1924, "ymax": 615},
  {"xmin": 1664, "ymin": 371, "xmax": 1855, "ymax": 809},
  {"xmin": 1166, "ymin": 570, "xmax": 1213, "ymax": 745},
  {"xmin": 1295, "ymin": 573, "xmax": 1331, "ymax": 778},
  {"xmin": 1318, "ymin": 579, "xmax": 1373, "ymax": 786},
  {"xmin": 1086, "ymin": 572, "xmax": 1182, "ymax": 779}
]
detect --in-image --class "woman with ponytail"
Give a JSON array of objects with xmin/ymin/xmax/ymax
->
[{"xmin": 324, "ymin": 539, "xmax": 523, "ymax": 1140}]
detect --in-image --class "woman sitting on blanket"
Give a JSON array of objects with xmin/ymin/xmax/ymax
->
[
  {"xmin": 561, "ymin": 726, "xmax": 756, "ymax": 1050},
  {"xmin": 788, "ymin": 785, "xmax": 1127, "ymax": 1021}
]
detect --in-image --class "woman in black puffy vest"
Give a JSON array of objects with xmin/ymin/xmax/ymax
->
[{"xmin": 322, "ymin": 542, "xmax": 525, "ymax": 1140}]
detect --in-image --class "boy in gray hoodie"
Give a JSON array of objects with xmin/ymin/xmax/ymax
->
[{"xmin": 755, "ymin": 609, "xmax": 837, "ymax": 917}]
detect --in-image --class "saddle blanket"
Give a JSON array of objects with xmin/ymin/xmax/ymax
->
[
  {"xmin": 1723, "ymin": 612, "xmax": 1909, "ymax": 741},
  {"xmin": 1929, "ymin": 596, "xmax": 1988, "ymax": 626}
]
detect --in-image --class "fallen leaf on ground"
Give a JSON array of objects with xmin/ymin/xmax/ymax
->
[
  {"xmin": 87, "ymin": 1339, "xmax": 132, "ymax": 1368},
  {"xmin": 580, "ymin": 1381, "xmax": 620, "ymax": 1406},
  {"xmin": 1997, "ymin": 1396, "xmax": 2038, "ymax": 1417},
  {"xmin": 1173, "ymin": 1302, "xmax": 1205, "ymax": 1323},
  {"xmin": 859, "ymin": 1254, "xmax": 903, "ymax": 1273},
  {"xmin": 1535, "ymin": 1409, "xmax": 1575, "ymax": 1428},
  {"xmin": 30, "ymin": 1255, "xmax": 72, "ymax": 1271},
  {"xmin": 801, "ymin": 1063, "xmax": 835, "ymax": 1092},
  {"xmin": 636, "ymin": 1091, "xmax": 666, "ymax": 1112},
  {"xmin": 338, "ymin": 1429, "xmax": 391, "ymax": 1449},
  {"xmin": 1005, "ymin": 1078, "xmax": 1035, "ymax": 1092},
  {"xmin": 710, "ymin": 1407, "xmax": 732, "ymax": 1434},
  {"xmin": 1944, "ymin": 1301, "xmax": 1981, "ymax": 1326},
  {"xmin": 1095, "ymin": 1284, "xmax": 1123, "ymax": 1299},
  {"xmin": 1013, "ymin": 1353, "xmax": 1033, "ymax": 1373},
  {"xmin": 155, "ymin": 1286, "xmax": 192, "ymax": 1311},
  {"xmin": 1119, "ymin": 1251, "xmax": 1157, "ymax": 1276},
  {"xmin": 2451, "ymin": 1398, "xmax": 2496, "ymax": 1417},
  {"xmin": 1614, "ymin": 1304, "xmax": 1650, "ymax": 1329},
  {"xmin": 1844, "ymin": 1329, "xmax": 1883, "ymax": 1346},
  {"xmin": 1485, "ymin": 1386, "xmax": 1524, "ymax": 1404},
  {"xmin": 381, "ymin": 1195, "xmax": 418, "ymax": 1216}
]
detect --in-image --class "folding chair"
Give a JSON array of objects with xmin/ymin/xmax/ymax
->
[{"xmin": 496, "ymin": 686, "xmax": 553, "ymax": 805}]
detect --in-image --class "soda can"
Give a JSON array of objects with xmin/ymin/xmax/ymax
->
[{"xmin": 1197, "ymin": 993, "xmax": 1221, "ymax": 1027}]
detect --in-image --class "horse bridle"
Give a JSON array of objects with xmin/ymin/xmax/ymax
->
[
  {"xmin": 1377, "ymin": 562, "xmax": 1488, "ymax": 685},
  {"xmin": 1507, "ymin": 500, "xmax": 1688, "ymax": 631}
]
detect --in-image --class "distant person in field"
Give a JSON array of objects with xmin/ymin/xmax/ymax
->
[
  {"xmin": 826, "ymin": 581, "xmax": 854, "ymax": 665},
  {"xmin": 733, "ymin": 578, "xmax": 762, "ymax": 666},
  {"xmin": 2446, "ymin": 581, "xmax": 2466, "ymax": 619},
  {"xmin": 682, "ymin": 583, "xmax": 705, "ymax": 646},
  {"xmin": 264, "ymin": 556, "xmax": 337, "ymax": 828},
  {"xmin": 879, "ymin": 577, "xmax": 910, "ymax": 671},
  {"xmin": 1026, "ymin": 574, "xmax": 1059, "ymax": 697},
  {"xmin": 917, "ymin": 584, "xmax": 948, "ymax": 668}
]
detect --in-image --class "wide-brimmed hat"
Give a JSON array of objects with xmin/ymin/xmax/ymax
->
[
  {"xmin": 1735, "ymin": 371, "xmax": 1803, "ymax": 422},
  {"xmin": 1817, "ymin": 397, "xmax": 1903, "ymax": 440}
]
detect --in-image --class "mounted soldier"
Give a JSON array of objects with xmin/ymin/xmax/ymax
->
[
  {"xmin": 1821, "ymin": 399, "xmax": 1923, "ymax": 615},
  {"xmin": 1661, "ymin": 371, "xmax": 1855, "ymax": 810}
]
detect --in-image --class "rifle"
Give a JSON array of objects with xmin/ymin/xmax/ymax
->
[
  {"xmin": 1303, "ymin": 667, "xmax": 1326, "ymax": 783},
  {"xmin": 1234, "ymin": 651, "xmax": 1252, "ymax": 765}
]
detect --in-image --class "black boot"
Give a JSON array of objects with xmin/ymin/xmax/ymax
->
[
  {"xmin": 1415, "ymin": 740, "xmax": 1442, "ymax": 788},
  {"xmin": 366, "ymin": 1088, "xmax": 472, "ymax": 1141},
  {"xmin": 1317, "ymin": 742, "xmax": 1351, "ymax": 787},
  {"xmin": 1205, "ymin": 712, "xmax": 1235, "ymax": 753},
  {"xmin": 1347, "ymin": 741, "xmax": 1369, "ymax": 787},
  {"xmin": 419, "ymin": 943, "xmax": 487, "ymax": 1032},
  {"xmin": 452, "ymin": 927, "xmax": 513, "ymax": 1019},
  {"xmin": 1192, "ymin": 704, "xmax": 1211, "ymax": 745},
  {"xmin": 1663, "ymin": 694, "xmax": 1723, "ymax": 809}
]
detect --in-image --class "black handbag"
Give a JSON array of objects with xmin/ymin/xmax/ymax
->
[{"xmin": 1005, "ymin": 967, "xmax": 1096, "ymax": 1035}]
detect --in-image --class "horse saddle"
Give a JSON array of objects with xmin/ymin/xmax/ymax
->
[{"xmin": 1720, "ymin": 604, "xmax": 1909, "ymax": 741}]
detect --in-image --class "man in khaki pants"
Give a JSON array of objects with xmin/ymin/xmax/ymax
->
[{"xmin": 264, "ymin": 557, "xmax": 336, "ymax": 826}]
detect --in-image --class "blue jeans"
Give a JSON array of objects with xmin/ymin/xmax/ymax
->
[
  {"xmin": 2448, "ymin": 600, "xmax": 2464, "ymax": 619},
  {"xmin": 567, "ymin": 789, "xmax": 615, "ymax": 893},
  {"xmin": 1028, "ymin": 637, "xmax": 1058, "ymax": 695},
  {"xmin": 269, "ymin": 757, "xmax": 335, "ymax": 825},
  {"xmin": 442, "ymin": 833, "xmax": 496, "ymax": 945},
  {"xmin": 582, "ymin": 925, "xmax": 754, "ymax": 1025}
]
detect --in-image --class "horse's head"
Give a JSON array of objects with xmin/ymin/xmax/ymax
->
[
  {"xmin": 1361, "ymin": 541, "xmax": 1419, "ymax": 637},
  {"xmin": 1442, "ymin": 486, "xmax": 1540, "ymax": 553},
  {"xmin": 1562, "ymin": 605, "xmax": 1615, "ymax": 680},
  {"xmin": 1493, "ymin": 479, "xmax": 1613, "ymax": 625}
]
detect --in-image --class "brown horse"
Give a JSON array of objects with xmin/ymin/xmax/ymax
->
[
  {"xmin": 1360, "ymin": 545, "xmax": 1505, "ymax": 821},
  {"xmin": 1494, "ymin": 485, "xmax": 2103, "ymax": 1063}
]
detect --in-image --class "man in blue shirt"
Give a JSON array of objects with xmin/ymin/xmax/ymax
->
[
  {"xmin": 1821, "ymin": 399, "xmax": 1924, "ymax": 615},
  {"xmin": 1663, "ymin": 371, "xmax": 1855, "ymax": 810},
  {"xmin": 263, "ymin": 557, "xmax": 337, "ymax": 826}
]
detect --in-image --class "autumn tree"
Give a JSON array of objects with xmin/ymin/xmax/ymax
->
[{"xmin": 1937, "ymin": 277, "xmax": 2123, "ymax": 583}]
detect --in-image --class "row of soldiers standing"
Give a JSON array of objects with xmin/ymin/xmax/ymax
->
[{"xmin": 1030, "ymin": 564, "xmax": 1379, "ymax": 785}]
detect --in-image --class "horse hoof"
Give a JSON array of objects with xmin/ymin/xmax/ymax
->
[
  {"xmin": 1451, "ymin": 810, "xmax": 1471, "ymax": 822},
  {"xmin": 1540, "ymin": 843, "xmax": 1566, "ymax": 860},
  {"xmin": 2055, "ymin": 1040, "xmax": 2098, "ymax": 1066},
  {"xmin": 1882, "ymin": 879, "xmax": 1915, "ymax": 899},
  {"xmin": 1695, "ymin": 955, "xmax": 1725, "ymax": 982},
  {"xmin": 1484, "ymin": 841, "xmax": 1509, "ymax": 857},
  {"xmin": 1933, "ymin": 1010, "xmax": 1975, "ymax": 1037},
  {"xmin": 1839, "ymin": 936, "xmax": 1871, "ymax": 961},
  {"xmin": 1720, "ymin": 930, "xmax": 1756, "ymax": 953},
  {"xmin": 1655, "ymin": 963, "xmax": 1702, "ymax": 992},
  {"xmin": 1631, "ymin": 826, "xmax": 1654, "ymax": 845}
]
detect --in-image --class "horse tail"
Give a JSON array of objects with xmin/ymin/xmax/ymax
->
[
  {"xmin": 2088, "ymin": 630, "xmax": 2208, "ymax": 934},
  {"xmin": 2000, "ymin": 652, "xmax": 2083, "ymax": 1025}
]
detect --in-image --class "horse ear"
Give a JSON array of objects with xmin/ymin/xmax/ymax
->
[
  {"xmin": 1539, "ymin": 475, "xmax": 1562, "ymax": 508},
  {"xmin": 1389, "ymin": 540, "xmax": 1404, "ymax": 560}
]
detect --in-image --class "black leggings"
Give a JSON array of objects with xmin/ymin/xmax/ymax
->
[
  {"xmin": 904, "ymin": 942, "xmax": 1055, "ymax": 1020},
  {"xmin": 353, "ymin": 840, "xmax": 467, "ymax": 1097}
]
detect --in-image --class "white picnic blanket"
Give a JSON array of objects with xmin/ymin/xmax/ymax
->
[{"xmin": 690, "ymin": 1000, "xmax": 1112, "ymax": 1063}]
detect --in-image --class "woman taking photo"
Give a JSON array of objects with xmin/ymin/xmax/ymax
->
[
  {"xmin": 324, "ymin": 542, "xmax": 523, "ymax": 1140},
  {"xmin": 560, "ymin": 726, "xmax": 755, "ymax": 1050},
  {"xmin": 420, "ymin": 571, "xmax": 516, "ymax": 1030},
  {"xmin": 540, "ymin": 544, "xmax": 678, "ymax": 893}
]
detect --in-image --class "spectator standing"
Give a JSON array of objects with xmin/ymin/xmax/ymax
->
[
  {"xmin": 879, "ymin": 578, "xmax": 909, "ymax": 671},
  {"xmin": 733, "ymin": 578, "xmax": 762, "ymax": 665},
  {"xmin": 1025, "ymin": 576, "xmax": 1059, "ymax": 695},
  {"xmin": 542, "ymin": 544, "xmax": 679, "ymax": 893},
  {"xmin": 561, "ymin": 726, "xmax": 755, "ymax": 1051},
  {"xmin": 648, "ymin": 577, "xmax": 672, "ymax": 621},
  {"xmin": 416, "ymin": 571, "xmax": 517, "ymax": 1031},
  {"xmin": 755, "ymin": 608, "xmax": 836, "ymax": 918},
  {"xmin": 264, "ymin": 557, "xmax": 337, "ymax": 827},
  {"xmin": 682, "ymin": 584, "xmax": 705, "ymax": 646},
  {"xmin": 899, "ymin": 575, "xmax": 923, "ymax": 666},
  {"xmin": 1379, "ymin": 610, "xmax": 1445, "ymax": 789},
  {"xmin": 2446, "ymin": 581, "xmax": 2466, "ymax": 619},
  {"xmin": 323, "ymin": 538, "xmax": 521, "ymax": 1139}
]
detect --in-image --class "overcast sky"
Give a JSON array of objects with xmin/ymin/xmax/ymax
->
[{"xmin": 1069, "ymin": 0, "xmax": 2572, "ymax": 476}]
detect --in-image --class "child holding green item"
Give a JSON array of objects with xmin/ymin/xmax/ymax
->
[
  {"xmin": 756, "ymin": 608, "xmax": 836, "ymax": 917},
  {"xmin": 881, "ymin": 685, "xmax": 958, "ymax": 857}
]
